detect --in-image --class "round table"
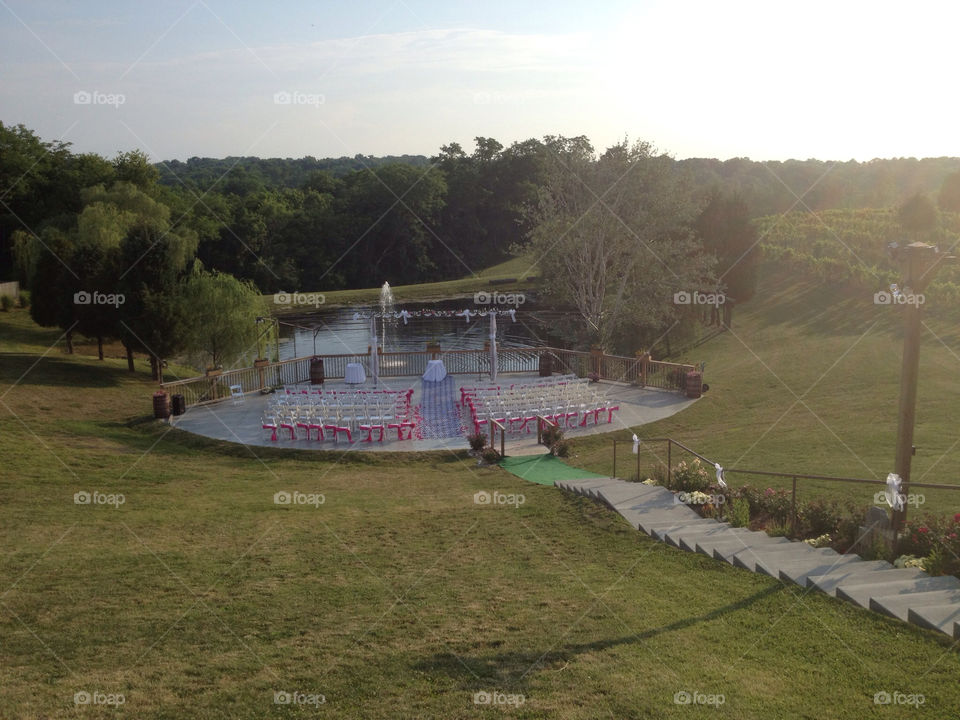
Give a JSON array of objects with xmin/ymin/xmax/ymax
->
[
  {"xmin": 345, "ymin": 362, "xmax": 366, "ymax": 384},
  {"xmin": 423, "ymin": 359, "xmax": 447, "ymax": 382}
]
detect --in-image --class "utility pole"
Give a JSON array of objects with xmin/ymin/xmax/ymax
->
[{"xmin": 889, "ymin": 242, "xmax": 947, "ymax": 534}]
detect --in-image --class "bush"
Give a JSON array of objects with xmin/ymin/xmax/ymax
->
[
  {"xmin": 0, "ymin": 295, "xmax": 12, "ymax": 312},
  {"xmin": 480, "ymin": 446, "xmax": 501, "ymax": 465},
  {"xmin": 796, "ymin": 499, "xmax": 838, "ymax": 538},
  {"xmin": 666, "ymin": 458, "xmax": 711, "ymax": 493},
  {"xmin": 467, "ymin": 433, "xmax": 486, "ymax": 452},
  {"xmin": 551, "ymin": 439, "xmax": 571, "ymax": 458},
  {"xmin": 728, "ymin": 498, "xmax": 750, "ymax": 528},
  {"xmin": 541, "ymin": 423, "xmax": 563, "ymax": 448},
  {"xmin": 18, "ymin": 290, "xmax": 29, "ymax": 308}
]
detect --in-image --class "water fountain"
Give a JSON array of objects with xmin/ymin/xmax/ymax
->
[{"xmin": 379, "ymin": 281, "xmax": 394, "ymax": 349}]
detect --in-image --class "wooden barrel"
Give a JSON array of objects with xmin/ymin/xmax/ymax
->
[
  {"xmin": 685, "ymin": 371, "xmax": 703, "ymax": 398},
  {"xmin": 310, "ymin": 357, "xmax": 325, "ymax": 384},
  {"xmin": 152, "ymin": 391, "xmax": 171, "ymax": 419}
]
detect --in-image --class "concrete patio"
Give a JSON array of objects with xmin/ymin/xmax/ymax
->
[{"xmin": 168, "ymin": 372, "xmax": 698, "ymax": 455}]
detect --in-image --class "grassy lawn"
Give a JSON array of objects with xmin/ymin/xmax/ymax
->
[
  {"xmin": 570, "ymin": 270, "xmax": 960, "ymax": 519},
  {"xmin": 2, "ymin": 288, "xmax": 960, "ymax": 717},
  {"xmin": 273, "ymin": 254, "xmax": 539, "ymax": 310}
]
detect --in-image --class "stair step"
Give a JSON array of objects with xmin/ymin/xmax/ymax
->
[
  {"xmin": 905, "ymin": 604, "xmax": 960, "ymax": 637},
  {"xmin": 675, "ymin": 527, "xmax": 754, "ymax": 552},
  {"xmin": 771, "ymin": 554, "xmax": 864, "ymax": 585},
  {"xmin": 731, "ymin": 546, "xmax": 835, "ymax": 573},
  {"xmin": 650, "ymin": 519, "xmax": 724, "ymax": 544},
  {"xmin": 807, "ymin": 565, "xmax": 919, "ymax": 595},
  {"xmin": 837, "ymin": 575, "xmax": 960, "ymax": 610},
  {"xmin": 870, "ymin": 590, "xmax": 960, "ymax": 623}
]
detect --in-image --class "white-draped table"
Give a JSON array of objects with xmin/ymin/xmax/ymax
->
[
  {"xmin": 345, "ymin": 362, "xmax": 366, "ymax": 385},
  {"xmin": 422, "ymin": 359, "xmax": 447, "ymax": 382}
]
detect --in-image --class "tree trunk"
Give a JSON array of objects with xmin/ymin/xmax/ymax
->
[
  {"xmin": 97, "ymin": 336, "xmax": 104, "ymax": 361},
  {"xmin": 149, "ymin": 354, "xmax": 159, "ymax": 381},
  {"xmin": 65, "ymin": 329, "xmax": 73, "ymax": 354},
  {"xmin": 125, "ymin": 344, "xmax": 135, "ymax": 372}
]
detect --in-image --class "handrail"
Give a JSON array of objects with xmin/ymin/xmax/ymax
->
[
  {"xmin": 536, "ymin": 415, "xmax": 557, "ymax": 446},
  {"xmin": 490, "ymin": 419, "xmax": 506, "ymax": 458},
  {"xmin": 615, "ymin": 436, "xmax": 960, "ymax": 540}
]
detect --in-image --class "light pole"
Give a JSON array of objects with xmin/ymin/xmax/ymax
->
[{"xmin": 889, "ymin": 242, "xmax": 949, "ymax": 534}]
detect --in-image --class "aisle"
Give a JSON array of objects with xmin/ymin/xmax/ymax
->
[{"xmin": 417, "ymin": 375, "xmax": 464, "ymax": 439}]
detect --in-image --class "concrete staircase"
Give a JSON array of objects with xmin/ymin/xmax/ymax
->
[{"xmin": 556, "ymin": 476, "xmax": 960, "ymax": 638}]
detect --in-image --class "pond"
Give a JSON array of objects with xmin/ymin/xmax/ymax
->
[{"xmin": 274, "ymin": 299, "xmax": 562, "ymax": 361}]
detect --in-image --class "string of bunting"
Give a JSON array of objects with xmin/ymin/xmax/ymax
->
[{"xmin": 352, "ymin": 309, "xmax": 518, "ymax": 324}]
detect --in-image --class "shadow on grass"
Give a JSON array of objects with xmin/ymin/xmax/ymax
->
[
  {"xmin": 0, "ymin": 353, "xmax": 128, "ymax": 388},
  {"xmin": 412, "ymin": 584, "xmax": 786, "ymax": 691}
]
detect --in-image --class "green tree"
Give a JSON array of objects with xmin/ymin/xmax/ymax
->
[
  {"xmin": 694, "ymin": 191, "xmax": 758, "ymax": 305},
  {"xmin": 937, "ymin": 172, "xmax": 960, "ymax": 212},
  {"xmin": 897, "ymin": 193, "xmax": 938, "ymax": 240},
  {"xmin": 526, "ymin": 137, "xmax": 713, "ymax": 354},
  {"xmin": 182, "ymin": 269, "xmax": 262, "ymax": 369}
]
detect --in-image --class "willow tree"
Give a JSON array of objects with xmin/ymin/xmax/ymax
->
[
  {"xmin": 182, "ymin": 268, "xmax": 262, "ymax": 370},
  {"xmin": 525, "ymin": 137, "xmax": 714, "ymax": 355}
]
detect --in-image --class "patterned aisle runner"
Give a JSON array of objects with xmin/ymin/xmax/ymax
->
[{"xmin": 418, "ymin": 376, "xmax": 464, "ymax": 439}]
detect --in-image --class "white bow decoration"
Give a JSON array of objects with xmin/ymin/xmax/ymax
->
[
  {"xmin": 457, "ymin": 309, "xmax": 476, "ymax": 323},
  {"xmin": 507, "ymin": 309, "xmax": 516, "ymax": 322},
  {"xmin": 885, "ymin": 473, "xmax": 904, "ymax": 511},
  {"xmin": 714, "ymin": 463, "xmax": 727, "ymax": 488},
  {"xmin": 632, "ymin": 434, "xmax": 639, "ymax": 455},
  {"xmin": 398, "ymin": 310, "xmax": 411, "ymax": 325}
]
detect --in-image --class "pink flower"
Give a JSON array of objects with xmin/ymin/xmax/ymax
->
[
  {"xmin": 954, "ymin": 513, "xmax": 960, "ymax": 523},
  {"xmin": 919, "ymin": 526, "xmax": 929, "ymax": 534}
]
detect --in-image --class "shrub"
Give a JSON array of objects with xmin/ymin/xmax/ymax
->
[
  {"xmin": 467, "ymin": 433, "xmax": 486, "ymax": 452},
  {"xmin": 541, "ymin": 424, "xmax": 563, "ymax": 448},
  {"xmin": 667, "ymin": 458, "xmax": 711, "ymax": 493},
  {"xmin": 480, "ymin": 446, "xmax": 501, "ymax": 465},
  {"xmin": 550, "ymin": 439, "xmax": 571, "ymax": 458},
  {"xmin": 796, "ymin": 499, "xmax": 838, "ymax": 538},
  {"xmin": 728, "ymin": 498, "xmax": 750, "ymax": 528},
  {"xmin": 18, "ymin": 290, "xmax": 29, "ymax": 308},
  {"xmin": 0, "ymin": 295, "xmax": 12, "ymax": 312}
]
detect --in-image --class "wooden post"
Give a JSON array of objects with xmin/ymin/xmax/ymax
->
[
  {"xmin": 500, "ymin": 425, "xmax": 505, "ymax": 459},
  {"xmin": 791, "ymin": 476, "xmax": 797, "ymax": 537},
  {"xmin": 612, "ymin": 439, "xmax": 617, "ymax": 479},
  {"xmin": 667, "ymin": 440, "xmax": 672, "ymax": 487}
]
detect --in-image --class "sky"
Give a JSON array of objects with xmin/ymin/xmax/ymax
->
[{"xmin": 1, "ymin": 0, "xmax": 958, "ymax": 163}]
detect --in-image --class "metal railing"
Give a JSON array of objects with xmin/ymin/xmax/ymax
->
[
  {"xmin": 612, "ymin": 436, "xmax": 960, "ymax": 538},
  {"xmin": 161, "ymin": 346, "xmax": 700, "ymax": 407}
]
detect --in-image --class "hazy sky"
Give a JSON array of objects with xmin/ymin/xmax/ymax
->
[{"xmin": 2, "ymin": 0, "xmax": 957, "ymax": 162}]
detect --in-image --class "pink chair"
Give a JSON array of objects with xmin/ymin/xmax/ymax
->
[
  {"xmin": 262, "ymin": 419, "xmax": 278, "ymax": 441},
  {"xmin": 606, "ymin": 405, "xmax": 620, "ymax": 423}
]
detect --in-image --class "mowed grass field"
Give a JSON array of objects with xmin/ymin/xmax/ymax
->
[
  {"xmin": 2, "ymin": 286, "xmax": 960, "ymax": 718},
  {"xmin": 573, "ymin": 271, "xmax": 960, "ymax": 518}
]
